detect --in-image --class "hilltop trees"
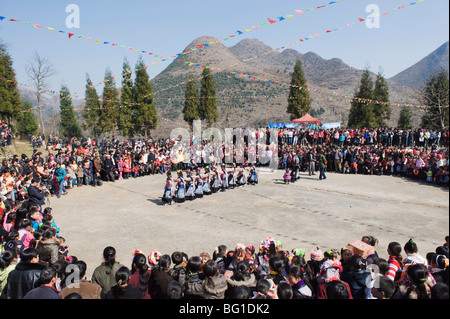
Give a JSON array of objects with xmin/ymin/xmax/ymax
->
[{"xmin": 287, "ymin": 60, "xmax": 311, "ymax": 120}]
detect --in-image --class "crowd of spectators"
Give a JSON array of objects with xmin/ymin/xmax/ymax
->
[
  {"xmin": 0, "ymin": 121, "xmax": 13, "ymax": 148},
  {"xmin": 0, "ymin": 125, "xmax": 448, "ymax": 299},
  {"xmin": 277, "ymin": 127, "xmax": 449, "ymax": 187},
  {"xmin": 0, "ymin": 224, "xmax": 448, "ymax": 299}
]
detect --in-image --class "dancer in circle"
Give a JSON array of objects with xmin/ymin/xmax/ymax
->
[
  {"xmin": 236, "ymin": 165, "xmax": 246, "ymax": 187},
  {"xmin": 247, "ymin": 163, "xmax": 258, "ymax": 185},
  {"xmin": 220, "ymin": 164, "xmax": 229, "ymax": 192},
  {"xmin": 194, "ymin": 168, "xmax": 204, "ymax": 198},
  {"xmin": 202, "ymin": 166, "xmax": 212, "ymax": 196},
  {"xmin": 210, "ymin": 166, "xmax": 221, "ymax": 194},
  {"xmin": 162, "ymin": 171, "xmax": 174, "ymax": 206},
  {"xmin": 173, "ymin": 170, "xmax": 186, "ymax": 203},
  {"xmin": 228, "ymin": 164, "xmax": 236, "ymax": 189},
  {"xmin": 184, "ymin": 170, "xmax": 196, "ymax": 201}
]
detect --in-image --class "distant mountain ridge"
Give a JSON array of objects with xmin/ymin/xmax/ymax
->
[
  {"xmin": 19, "ymin": 36, "xmax": 447, "ymax": 136},
  {"xmin": 150, "ymin": 35, "xmax": 422, "ymax": 132},
  {"xmin": 390, "ymin": 41, "xmax": 449, "ymax": 88}
]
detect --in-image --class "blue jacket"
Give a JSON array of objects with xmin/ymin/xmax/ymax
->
[{"xmin": 54, "ymin": 167, "xmax": 66, "ymax": 182}]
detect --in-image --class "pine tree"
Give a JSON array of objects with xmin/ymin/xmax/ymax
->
[
  {"xmin": 373, "ymin": 69, "xmax": 391, "ymax": 127},
  {"xmin": 59, "ymin": 85, "xmax": 81, "ymax": 138},
  {"xmin": 99, "ymin": 67, "xmax": 119, "ymax": 135},
  {"xmin": 133, "ymin": 57, "xmax": 158, "ymax": 139},
  {"xmin": 82, "ymin": 73, "xmax": 101, "ymax": 137},
  {"xmin": 183, "ymin": 78, "xmax": 200, "ymax": 128},
  {"xmin": 199, "ymin": 67, "xmax": 218, "ymax": 126},
  {"xmin": 16, "ymin": 99, "xmax": 39, "ymax": 136},
  {"xmin": 398, "ymin": 106, "xmax": 413, "ymax": 129},
  {"xmin": 420, "ymin": 69, "xmax": 449, "ymax": 130},
  {"xmin": 0, "ymin": 41, "xmax": 22, "ymax": 127},
  {"xmin": 348, "ymin": 69, "xmax": 376, "ymax": 128},
  {"xmin": 287, "ymin": 60, "xmax": 311, "ymax": 120},
  {"xmin": 118, "ymin": 58, "xmax": 134, "ymax": 137}
]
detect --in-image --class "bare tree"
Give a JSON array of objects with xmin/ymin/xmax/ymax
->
[{"xmin": 25, "ymin": 51, "xmax": 56, "ymax": 137}]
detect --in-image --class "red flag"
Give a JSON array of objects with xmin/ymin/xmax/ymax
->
[
  {"xmin": 268, "ymin": 18, "xmax": 276, "ymax": 24},
  {"xmin": 9, "ymin": 19, "xmax": 19, "ymax": 21},
  {"xmin": 34, "ymin": 24, "xmax": 42, "ymax": 28},
  {"xmin": 358, "ymin": 18, "xmax": 365, "ymax": 22},
  {"xmin": 68, "ymin": 33, "xmax": 74, "ymax": 39}
]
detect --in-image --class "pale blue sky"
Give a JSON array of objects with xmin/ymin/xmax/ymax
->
[{"xmin": 0, "ymin": 0, "xmax": 448, "ymax": 95}]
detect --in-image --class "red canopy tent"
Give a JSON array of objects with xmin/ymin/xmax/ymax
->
[{"xmin": 291, "ymin": 113, "xmax": 322, "ymax": 123}]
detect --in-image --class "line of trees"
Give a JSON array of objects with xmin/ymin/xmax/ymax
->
[
  {"xmin": 285, "ymin": 59, "xmax": 448, "ymax": 131},
  {"xmin": 82, "ymin": 56, "xmax": 159, "ymax": 139},
  {"xmin": 1, "ymin": 37, "xmax": 160, "ymax": 140}
]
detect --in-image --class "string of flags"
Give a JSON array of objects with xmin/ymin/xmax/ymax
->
[
  {"xmin": 0, "ymin": 0, "xmax": 346, "ymax": 100},
  {"xmin": 2, "ymin": 0, "xmax": 426, "ymax": 100},
  {"xmin": 2, "ymin": 0, "xmax": 436, "ymax": 114},
  {"xmin": 0, "ymin": 0, "xmax": 344, "ymax": 62}
]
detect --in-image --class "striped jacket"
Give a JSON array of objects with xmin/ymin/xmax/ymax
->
[{"xmin": 386, "ymin": 256, "xmax": 401, "ymax": 281}]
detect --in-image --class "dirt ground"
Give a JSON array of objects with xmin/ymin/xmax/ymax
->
[{"xmin": 45, "ymin": 168, "xmax": 449, "ymax": 279}]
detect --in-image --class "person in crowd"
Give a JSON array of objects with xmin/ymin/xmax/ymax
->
[
  {"xmin": 5, "ymin": 248, "xmax": 45, "ymax": 299},
  {"xmin": 0, "ymin": 248, "xmax": 18, "ymax": 299},
  {"xmin": 102, "ymin": 266, "xmax": 143, "ymax": 299},
  {"xmin": 23, "ymin": 267, "xmax": 60, "ymax": 299},
  {"xmin": 128, "ymin": 253, "xmax": 152, "ymax": 299},
  {"xmin": 149, "ymin": 254, "xmax": 174, "ymax": 299},
  {"xmin": 91, "ymin": 246, "xmax": 125, "ymax": 293},
  {"xmin": 59, "ymin": 260, "xmax": 103, "ymax": 299}
]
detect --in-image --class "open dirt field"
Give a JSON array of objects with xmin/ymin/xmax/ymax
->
[{"xmin": 46, "ymin": 169, "xmax": 449, "ymax": 279}]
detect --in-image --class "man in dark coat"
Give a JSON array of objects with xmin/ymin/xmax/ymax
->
[
  {"xmin": 103, "ymin": 154, "xmax": 115, "ymax": 182},
  {"xmin": 6, "ymin": 248, "xmax": 46, "ymax": 299},
  {"xmin": 148, "ymin": 150, "xmax": 156, "ymax": 175},
  {"xmin": 93, "ymin": 153, "xmax": 103, "ymax": 186},
  {"xmin": 27, "ymin": 178, "xmax": 46, "ymax": 210},
  {"xmin": 23, "ymin": 267, "xmax": 60, "ymax": 299}
]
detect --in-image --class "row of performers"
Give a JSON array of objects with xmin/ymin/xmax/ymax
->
[{"xmin": 162, "ymin": 164, "xmax": 258, "ymax": 205}]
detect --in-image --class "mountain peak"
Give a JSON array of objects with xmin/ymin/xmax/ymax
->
[
  {"xmin": 229, "ymin": 38, "xmax": 274, "ymax": 59},
  {"xmin": 183, "ymin": 35, "xmax": 221, "ymax": 51},
  {"xmin": 390, "ymin": 41, "xmax": 449, "ymax": 88}
]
